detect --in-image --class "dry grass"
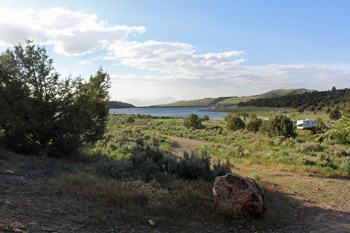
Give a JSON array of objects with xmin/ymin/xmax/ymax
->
[{"xmin": 55, "ymin": 172, "xmax": 216, "ymax": 219}]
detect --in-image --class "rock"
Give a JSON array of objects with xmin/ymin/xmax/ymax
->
[
  {"xmin": 213, "ymin": 173, "xmax": 267, "ymax": 216},
  {"xmin": 147, "ymin": 220, "xmax": 155, "ymax": 226},
  {"xmin": 15, "ymin": 176, "xmax": 26, "ymax": 181},
  {"xmin": 5, "ymin": 169, "xmax": 15, "ymax": 175},
  {"xmin": 12, "ymin": 228, "xmax": 23, "ymax": 233}
]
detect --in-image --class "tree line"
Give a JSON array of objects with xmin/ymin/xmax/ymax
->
[
  {"xmin": 108, "ymin": 101, "xmax": 135, "ymax": 109},
  {"xmin": 238, "ymin": 87, "xmax": 350, "ymax": 111}
]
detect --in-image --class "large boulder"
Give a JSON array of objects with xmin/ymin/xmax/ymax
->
[{"xmin": 213, "ymin": 173, "xmax": 267, "ymax": 216}]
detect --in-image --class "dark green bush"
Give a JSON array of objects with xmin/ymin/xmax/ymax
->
[
  {"xmin": 184, "ymin": 114, "xmax": 203, "ymax": 129},
  {"xmin": 265, "ymin": 115, "xmax": 296, "ymax": 138},
  {"xmin": 226, "ymin": 115, "xmax": 245, "ymax": 131},
  {"xmin": 202, "ymin": 115, "xmax": 210, "ymax": 121},
  {"xmin": 246, "ymin": 118, "xmax": 263, "ymax": 132},
  {"xmin": 125, "ymin": 115, "xmax": 135, "ymax": 124},
  {"xmin": 329, "ymin": 109, "xmax": 341, "ymax": 120}
]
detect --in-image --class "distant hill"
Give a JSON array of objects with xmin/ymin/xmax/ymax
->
[
  {"xmin": 238, "ymin": 87, "xmax": 350, "ymax": 111},
  {"xmin": 157, "ymin": 89, "xmax": 313, "ymax": 107},
  {"xmin": 107, "ymin": 101, "xmax": 135, "ymax": 109}
]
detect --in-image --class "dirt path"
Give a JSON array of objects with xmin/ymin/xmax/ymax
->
[
  {"xmin": 166, "ymin": 135, "xmax": 350, "ymax": 233},
  {"xmin": 166, "ymin": 135, "xmax": 215, "ymax": 156}
]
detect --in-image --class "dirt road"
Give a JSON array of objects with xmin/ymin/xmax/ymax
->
[{"xmin": 166, "ymin": 135, "xmax": 215, "ymax": 156}]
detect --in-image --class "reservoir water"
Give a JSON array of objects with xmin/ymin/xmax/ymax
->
[{"xmin": 109, "ymin": 107, "xmax": 227, "ymax": 119}]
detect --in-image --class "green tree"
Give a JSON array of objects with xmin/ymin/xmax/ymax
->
[
  {"xmin": 266, "ymin": 115, "xmax": 296, "ymax": 138},
  {"xmin": 125, "ymin": 115, "xmax": 135, "ymax": 124},
  {"xmin": 202, "ymin": 115, "xmax": 210, "ymax": 121},
  {"xmin": 0, "ymin": 41, "xmax": 110, "ymax": 156},
  {"xmin": 226, "ymin": 115, "xmax": 245, "ymax": 131},
  {"xmin": 329, "ymin": 109, "xmax": 341, "ymax": 121},
  {"xmin": 313, "ymin": 117, "xmax": 326, "ymax": 134},
  {"xmin": 237, "ymin": 112, "xmax": 249, "ymax": 121},
  {"xmin": 184, "ymin": 114, "xmax": 203, "ymax": 129},
  {"xmin": 297, "ymin": 106, "xmax": 305, "ymax": 113},
  {"xmin": 246, "ymin": 118, "xmax": 262, "ymax": 132},
  {"xmin": 249, "ymin": 113, "xmax": 257, "ymax": 119},
  {"xmin": 327, "ymin": 113, "xmax": 350, "ymax": 144},
  {"xmin": 324, "ymin": 107, "xmax": 331, "ymax": 114}
]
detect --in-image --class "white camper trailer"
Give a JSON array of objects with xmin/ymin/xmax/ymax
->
[{"xmin": 297, "ymin": 119, "xmax": 315, "ymax": 129}]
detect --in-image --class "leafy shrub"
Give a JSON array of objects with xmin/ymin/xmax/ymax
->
[
  {"xmin": 324, "ymin": 107, "xmax": 331, "ymax": 114},
  {"xmin": 8, "ymin": 138, "xmax": 40, "ymax": 155},
  {"xmin": 249, "ymin": 172, "xmax": 261, "ymax": 183},
  {"xmin": 125, "ymin": 115, "xmax": 135, "ymax": 124},
  {"xmin": 329, "ymin": 109, "xmax": 341, "ymax": 120},
  {"xmin": 264, "ymin": 115, "xmax": 296, "ymax": 138},
  {"xmin": 327, "ymin": 113, "xmax": 350, "ymax": 144},
  {"xmin": 202, "ymin": 115, "xmax": 210, "ymax": 121},
  {"xmin": 184, "ymin": 114, "xmax": 204, "ymax": 129},
  {"xmin": 246, "ymin": 118, "xmax": 263, "ymax": 132},
  {"xmin": 313, "ymin": 117, "xmax": 326, "ymax": 134},
  {"xmin": 226, "ymin": 116, "xmax": 245, "ymax": 131},
  {"xmin": 298, "ymin": 142, "xmax": 323, "ymax": 152}
]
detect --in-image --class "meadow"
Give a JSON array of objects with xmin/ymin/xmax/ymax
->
[{"xmin": 103, "ymin": 109, "xmax": 349, "ymax": 177}]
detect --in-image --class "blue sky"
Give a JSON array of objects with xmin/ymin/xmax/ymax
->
[{"xmin": 0, "ymin": 0, "xmax": 349, "ymax": 106}]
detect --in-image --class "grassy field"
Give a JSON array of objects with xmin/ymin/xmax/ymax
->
[{"xmin": 104, "ymin": 108, "xmax": 349, "ymax": 177}]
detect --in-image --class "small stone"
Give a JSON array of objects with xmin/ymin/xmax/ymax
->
[
  {"xmin": 147, "ymin": 220, "xmax": 155, "ymax": 226},
  {"xmin": 5, "ymin": 200, "xmax": 11, "ymax": 204},
  {"xmin": 5, "ymin": 170, "xmax": 15, "ymax": 175},
  {"xmin": 12, "ymin": 228, "xmax": 23, "ymax": 233},
  {"xmin": 15, "ymin": 176, "xmax": 26, "ymax": 181},
  {"xmin": 41, "ymin": 226, "xmax": 56, "ymax": 232}
]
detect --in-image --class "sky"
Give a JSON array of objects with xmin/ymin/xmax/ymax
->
[{"xmin": 0, "ymin": 0, "xmax": 350, "ymax": 106}]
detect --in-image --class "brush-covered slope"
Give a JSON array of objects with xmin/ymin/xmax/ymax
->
[
  {"xmin": 107, "ymin": 101, "xmax": 135, "ymax": 108},
  {"xmin": 158, "ymin": 89, "xmax": 313, "ymax": 107}
]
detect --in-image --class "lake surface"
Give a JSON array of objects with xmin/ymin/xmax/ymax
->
[{"xmin": 109, "ymin": 107, "xmax": 227, "ymax": 119}]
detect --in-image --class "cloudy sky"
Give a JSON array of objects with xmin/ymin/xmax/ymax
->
[{"xmin": 1, "ymin": 0, "xmax": 350, "ymax": 106}]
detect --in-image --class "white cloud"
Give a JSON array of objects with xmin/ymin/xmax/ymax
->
[
  {"xmin": 107, "ymin": 40, "xmax": 244, "ymax": 76},
  {"xmin": 0, "ymin": 7, "xmax": 146, "ymax": 55},
  {"xmin": 106, "ymin": 39, "xmax": 350, "ymax": 93},
  {"xmin": 79, "ymin": 60, "xmax": 93, "ymax": 65},
  {"xmin": 1, "ymin": 6, "xmax": 349, "ymax": 104}
]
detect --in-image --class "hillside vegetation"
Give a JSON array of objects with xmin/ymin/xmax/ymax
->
[
  {"xmin": 239, "ymin": 87, "xmax": 350, "ymax": 112},
  {"xmin": 107, "ymin": 100, "xmax": 135, "ymax": 109},
  {"xmin": 158, "ymin": 89, "xmax": 313, "ymax": 107}
]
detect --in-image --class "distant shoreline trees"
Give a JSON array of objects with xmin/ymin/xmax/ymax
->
[
  {"xmin": 238, "ymin": 87, "xmax": 350, "ymax": 112},
  {"xmin": 108, "ymin": 101, "xmax": 134, "ymax": 109}
]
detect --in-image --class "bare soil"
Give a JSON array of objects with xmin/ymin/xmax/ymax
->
[{"xmin": 166, "ymin": 135, "xmax": 215, "ymax": 156}]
